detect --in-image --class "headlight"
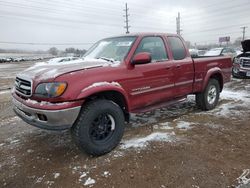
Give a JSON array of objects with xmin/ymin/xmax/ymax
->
[
  {"xmin": 35, "ymin": 82, "xmax": 67, "ymax": 97},
  {"xmin": 234, "ymin": 58, "xmax": 240, "ymax": 64}
]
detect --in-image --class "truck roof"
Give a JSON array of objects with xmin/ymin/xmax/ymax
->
[{"xmin": 108, "ymin": 32, "xmax": 180, "ymax": 38}]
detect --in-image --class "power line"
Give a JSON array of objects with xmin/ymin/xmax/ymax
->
[
  {"xmin": 0, "ymin": 41, "xmax": 94, "ymax": 45},
  {"xmin": 0, "ymin": 10, "xmax": 123, "ymax": 28}
]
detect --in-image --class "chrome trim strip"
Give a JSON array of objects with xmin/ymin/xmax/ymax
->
[
  {"xmin": 131, "ymin": 84, "xmax": 174, "ymax": 96},
  {"xmin": 175, "ymin": 80, "xmax": 193, "ymax": 86}
]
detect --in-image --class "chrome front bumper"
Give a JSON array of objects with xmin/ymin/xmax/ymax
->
[{"xmin": 12, "ymin": 97, "xmax": 81, "ymax": 130}]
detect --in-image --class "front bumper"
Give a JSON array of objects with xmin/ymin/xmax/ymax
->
[
  {"xmin": 12, "ymin": 97, "xmax": 81, "ymax": 130},
  {"xmin": 232, "ymin": 66, "xmax": 250, "ymax": 78}
]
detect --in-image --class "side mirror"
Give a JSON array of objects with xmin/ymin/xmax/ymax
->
[{"xmin": 131, "ymin": 52, "xmax": 151, "ymax": 65}]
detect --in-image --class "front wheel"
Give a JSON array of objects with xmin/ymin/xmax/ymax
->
[
  {"xmin": 196, "ymin": 79, "xmax": 220, "ymax": 111},
  {"xmin": 71, "ymin": 99, "xmax": 125, "ymax": 156}
]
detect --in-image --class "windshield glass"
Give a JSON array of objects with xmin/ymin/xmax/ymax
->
[
  {"xmin": 204, "ymin": 48, "xmax": 222, "ymax": 56},
  {"xmin": 83, "ymin": 36, "xmax": 136, "ymax": 62}
]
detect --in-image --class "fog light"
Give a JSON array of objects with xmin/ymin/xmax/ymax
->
[{"xmin": 37, "ymin": 114, "xmax": 47, "ymax": 121}]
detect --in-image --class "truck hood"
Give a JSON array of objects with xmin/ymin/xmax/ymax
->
[
  {"xmin": 242, "ymin": 40, "xmax": 250, "ymax": 52},
  {"xmin": 17, "ymin": 59, "xmax": 116, "ymax": 81}
]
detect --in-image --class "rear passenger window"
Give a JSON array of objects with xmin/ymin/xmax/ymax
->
[
  {"xmin": 168, "ymin": 37, "xmax": 186, "ymax": 60},
  {"xmin": 134, "ymin": 37, "xmax": 168, "ymax": 62}
]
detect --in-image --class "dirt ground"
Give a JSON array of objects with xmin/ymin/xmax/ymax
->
[{"xmin": 0, "ymin": 61, "xmax": 250, "ymax": 188}]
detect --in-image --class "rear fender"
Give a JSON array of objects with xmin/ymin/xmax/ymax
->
[{"xmin": 202, "ymin": 67, "xmax": 223, "ymax": 91}]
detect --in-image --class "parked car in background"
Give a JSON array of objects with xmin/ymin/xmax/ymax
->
[
  {"xmin": 232, "ymin": 39, "xmax": 250, "ymax": 78},
  {"xmin": 204, "ymin": 47, "xmax": 237, "ymax": 60},
  {"xmin": 47, "ymin": 57, "xmax": 80, "ymax": 64},
  {"xmin": 189, "ymin": 49, "xmax": 207, "ymax": 57}
]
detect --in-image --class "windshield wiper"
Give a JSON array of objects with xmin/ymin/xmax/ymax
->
[{"xmin": 97, "ymin": 57, "xmax": 115, "ymax": 63}]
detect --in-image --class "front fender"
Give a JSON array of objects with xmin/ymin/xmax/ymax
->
[
  {"xmin": 202, "ymin": 67, "xmax": 223, "ymax": 91},
  {"xmin": 76, "ymin": 82, "xmax": 130, "ymax": 109}
]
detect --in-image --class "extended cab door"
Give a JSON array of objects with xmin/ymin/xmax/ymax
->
[
  {"xmin": 167, "ymin": 36, "xmax": 194, "ymax": 97},
  {"xmin": 123, "ymin": 36, "xmax": 175, "ymax": 110}
]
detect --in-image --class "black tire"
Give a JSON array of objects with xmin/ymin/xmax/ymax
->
[
  {"xmin": 71, "ymin": 99, "xmax": 125, "ymax": 156},
  {"xmin": 196, "ymin": 79, "xmax": 220, "ymax": 111}
]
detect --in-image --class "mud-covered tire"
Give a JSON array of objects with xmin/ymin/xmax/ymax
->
[
  {"xmin": 71, "ymin": 99, "xmax": 125, "ymax": 156},
  {"xmin": 196, "ymin": 79, "xmax": 220, "ymax": 111}
]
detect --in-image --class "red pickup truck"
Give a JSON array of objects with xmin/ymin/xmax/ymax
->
[{"xmin": 12, "ymin": 33, "xmax": 232, "ymax": 155}]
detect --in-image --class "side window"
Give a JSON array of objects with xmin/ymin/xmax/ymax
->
[
  {"xmin": 222, "ymin": 48, "xmax": 229, "ymax": 53},
  {"xmin": 134, "ymin": 37, "xmax": 168, "ymax": 62},
  {"xmin": 168, "ymin": 37, "xmax": 186, "ymax": 60}
]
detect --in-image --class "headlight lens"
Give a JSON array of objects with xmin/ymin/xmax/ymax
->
[
  {"xmin": 35, "ymin": 82, "xmax": 67, "ymax": 97},
  {"xmin": 234, "ymin": 58, "xmax": 240, "ymax": 64}
]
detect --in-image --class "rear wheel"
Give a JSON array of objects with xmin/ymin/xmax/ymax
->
[
  {"xmin": 71, "ymin": 99, "xmax": 125, "ymax": 156},
  {"xmin": 196, "ymin": 79, "xmax": 220, "ymax": 111}
]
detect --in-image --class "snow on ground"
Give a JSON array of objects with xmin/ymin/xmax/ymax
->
[
  {"xmin": 205, "ymin": 88, "xmax": 250, "ymax": 118},
  {"xmin": 0, "ymin": 116, "xmax": 19, "ymax": 127},
  {"xmin": 83, "ymin": 177, "xmax": 96, "ymax": 186},
  {"xmin": 176, "ymin": 121, "xmax": 193, "ymax": 130},
  {"xmin": 53, "ymin": 173, "xmax": 60, "ymax": 179},
  {"xmin": 220, "ymin": 89, "xmax": 250, "ymax": 101},
  {"xmin": 120, "ymin": 132, "xmax": 176, "ymax": 149},
  {"xmin": 236, "ymin": 169, "xmax": 250, "ymax": 188},
  {"xmin": 0, "ymin": 90, "xmax": 10, "ymax": 95}
]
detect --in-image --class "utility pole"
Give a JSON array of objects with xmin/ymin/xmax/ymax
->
[
  {"xmin": 176, "ymin": 12, "xmax": 182, "ymax": 35},
  {"xmin": 123, "ymin": 3, "xmax": 130, "ymax": 34},
  {"xmin": 241, "ymin": 26, "xmax": 248, "ymax": 40}
]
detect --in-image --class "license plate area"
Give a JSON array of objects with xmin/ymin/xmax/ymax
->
[{"xmin": 246, "ymin": 71, "xmax": 250, "ymax": 77}]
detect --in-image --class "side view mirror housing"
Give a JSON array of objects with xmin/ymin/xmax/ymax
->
[{"xmin": 131, "ymin": 52, "xmax": 151, "ymax": 65}]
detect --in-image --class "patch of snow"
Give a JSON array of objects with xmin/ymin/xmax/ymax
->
[
  {"xmin": 27, "ymin": 149, "xmax": 34, "ymax": 153},
  {"xmin": 102, "ymin": 171, "xmax": 111, "ymax": 178},
  {"xmin": 220, "ymin": 89, "xmax": 250, "ymax": 102},
  {"xmin": 237, "ymin": 169, "xmax": 250, "ymax": 188},
  {"xmin": 35, "ymin": 175, "xmax": 45, "ymax": 184},
  {"xmin": 245, "ymin": 85, "xmax": 250, "ymax": 91},
  {"xmin": 53, "ymin": 173, "xmax": 60, "ymax": 179},
  {"xmin": 45, "ymin": 181, "xmax": 54, "ymax": 186},
  {"xmin": 83, "ymin": 177, "xmax": 96, "ymax": 186},
  {"xmin": 121, "ymin": 132, "xmax": 176, "ymax": 149},
  {"xmin": 159, "ymin": 122, "xmax": 174, "ymax": 130},
  {"xmin": 213, "ymin": 102, "xmax": 244, "ymax": 118},
  {"xmin": 0, "ymin": 90, "xmax": 10, "ymax": 95},
  {"xmin": 26, "ymin": 99, "xmax": 38, "ymax": 105},
  {"xmin": 176, "ymin": 121, "xmax": 193, "ymax": 130},
  {"xmin": 79, "ymin": 172, "xmax": 87, "ymax": 179},
  {"xmin": 204, "ymin": 123, "xmax": 221, "ymax": 129},
  {"xmin": 112, "ymin": 151, "xmax": 124, "ymax": 158},
  {"xmin": 26, "ymin": 99, "xmax": 69, "ymax": 106},
  {"xmin": 0, "ymin": 143, "xmax": 4, "ymax": 147},
  {"xmin": 81, "ymin": 81, "xmax": 121, "ymax": 92},
  {"xmin": 10, "ymin": 139, "xmax": 20, "ymax": 144}
]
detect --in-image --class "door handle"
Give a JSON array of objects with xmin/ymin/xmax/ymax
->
[
  {"xmin": 176, "ymin": 65, "xmax": 181, "ymax": 68},
  {"xmin": 166, "ymin": 66, "xmax": 171, "ymax": 70}
]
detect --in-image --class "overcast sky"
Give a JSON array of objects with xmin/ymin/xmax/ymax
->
[{"xmin": 0, "ymin": 0, "xmax": 249, "ymax": 50}]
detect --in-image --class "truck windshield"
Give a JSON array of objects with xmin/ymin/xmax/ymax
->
[{"xmin": 83, "ymin": 36, "xmax": 136, "ymax": 62}]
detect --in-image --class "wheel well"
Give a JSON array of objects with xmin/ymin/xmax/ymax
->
[
  {"xmin": 85, "ymin": 91, "xmax": 130, "ymax": 122},
  {"xmin": 210, "ymin": 73, "xmax": 223, "ymax": 92}
]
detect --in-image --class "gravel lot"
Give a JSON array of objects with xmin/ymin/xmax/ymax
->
[{"xmin": 0, "ymin": 61, "xmax": 250, "ymax": 188}]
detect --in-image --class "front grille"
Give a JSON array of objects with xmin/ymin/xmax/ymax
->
[
  {"xmin": 15, "ymin": 77, "xmax": 32, "ymax": 97},
  {"xmin": 242, "ymin": 58, "xmax": 250, "ymax": 68}
]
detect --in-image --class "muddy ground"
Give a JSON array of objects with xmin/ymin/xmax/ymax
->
[{"xmin": 0, "ymin": 61, "xmax": 250, "ymax": 188}]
